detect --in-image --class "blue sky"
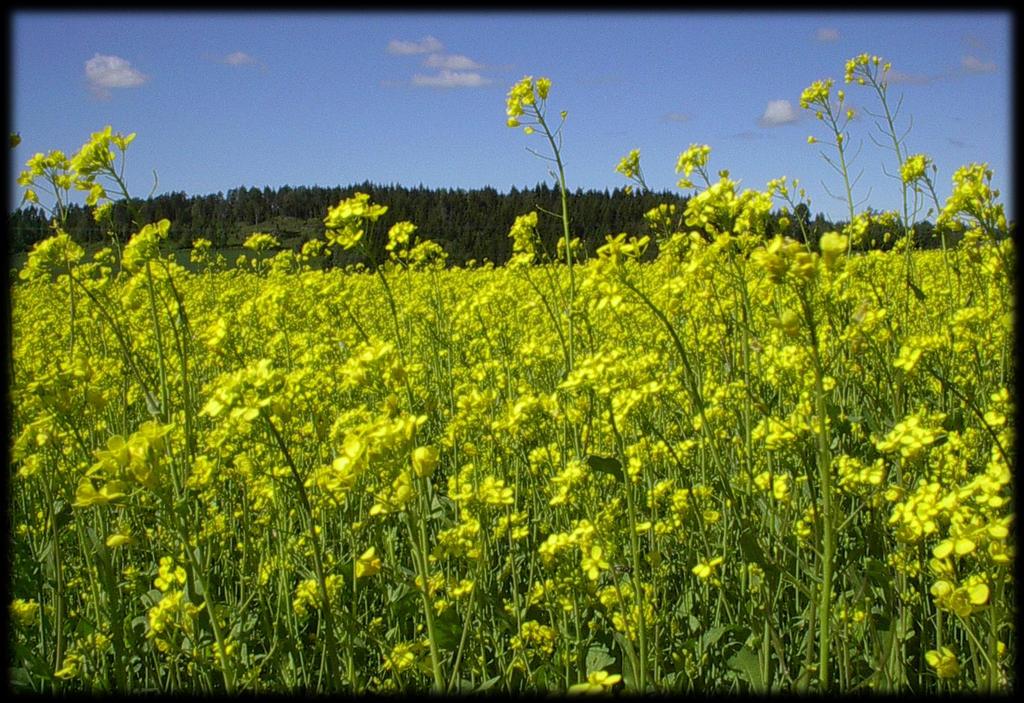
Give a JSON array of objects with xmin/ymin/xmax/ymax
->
[{"xmin": 10, "ymin": 11, "xmax": 1013, "ymax": 223}]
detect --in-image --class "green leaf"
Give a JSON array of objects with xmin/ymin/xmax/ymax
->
[
  {"xmin": 432, "ymin": 606, "xmax": 462, "ymax": 650},
  {"xmin": 52, "ymin": 498, "xmax": 73, "ymax": 531},
  {"xmin": 429, "ymin": 493, "xmax": 455, "ymax": 523},
  {"xmin": 586, "ymin": 454, "xmax": 624, "ymax": 481},
  {"xmin": 942, "ymin": 408, "xmax": 965, "ymax": 433},
  {"xmin": 586, "ymin": 642, "xmax": 616, "ymax": 673},
  {"xmin": 9, "ymin": 667, "xmax": 33, "ymax": 692},
  {"xmin": 12, "ymin": 642, "xmax": 50, "ymax": 679},
  {"xmin": 131, "ymin": 614, "xmax": 149, "ymax": 636},
  {"xmin": 727, "ymin": 645, "xmax": 765, "ymax": 691},
  {"xmin": 701, "ymin": 625, "xmax": 732, "ymax": 649},
  {"xmin": 473, "ymin": 675, "xmax": 501, "ymax": 692},
  {"xmin": 688, "ymin": 614, "xmax": 701, "ymax": 634},
  {"xmin": 863, "ymin": 557, "xmax": 895, "ymax": 602},
  {"xmin": 907, "ymin": 277, "xmax": 927, "ymax": 301},
  {"xmin": 737, "ymin": 527, "xmax": 764, "ymax": 564},
  {"xmin": 613, "ymin": 635, "xmax": 637, "ymax": 690}
]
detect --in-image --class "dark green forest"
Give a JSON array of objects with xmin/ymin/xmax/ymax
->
[{"xmin": 8, "ymin": 181, "xmax": 947, "ymax": 267}]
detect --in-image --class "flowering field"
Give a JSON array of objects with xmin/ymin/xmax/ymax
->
[{"xmin": 8, "ymin": 59, "xmax": 1015, "ymax": 694}]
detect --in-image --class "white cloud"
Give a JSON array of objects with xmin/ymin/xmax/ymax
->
[
  {"xmin": 223, "ymin": 51, "xmax": 257, "ymax": 66},
  {"xmin": 962, "ymin": 55, "xmax": 996, "ymax": 73},
  {"xmin": 759, "ymin": 99, "xmax": 799, "ymax": 126},
  {"xmin": 412, "ymin": 70, "xmax": 491, "ymax": 88},
  {"xmin": 815, "ymin": 28, "xmax": 840, "ymax": 42},
  {"xmin": 423, "ymin": 53, "xmax": 483, "ymax": 71},
  {"xmin": 389, "ymin": 38, "xmax": 492, "ymax": 89},
  {"xmin": 387, "ymin": 36, "xmax": 444, "ymax": 55},
  {"xmin": 85, "ymin": 54, "xmax": 148, "ymax": 97}
]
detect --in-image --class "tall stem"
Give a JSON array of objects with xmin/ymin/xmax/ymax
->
[
  {"xmin": 798, "ymin": 288, "xmax": 835, "ymax": 690},
  {"xmin": 534, "ymin": 109, "xmax": 575, "ymax": 376},
  {"xmin": 264, "ymin": 413, "xmax": 343, "ymax": 686},
  {"xmin": 823, "ymin": 104, "xmax": 856, "ymax": 252},
  {"xmin": 403, "ymin": 502, "xmax": 446, "ymax": 692}
]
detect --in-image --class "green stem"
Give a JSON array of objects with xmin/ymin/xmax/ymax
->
[
  {"xmin": 43, "ymin": 472, "xmax": 65, "ymax": 686},
  {"xmin": 161, "ymin": 498, "xmax": 237, "ymax": 693},
  {"xmin": 798, "ymin": 288, "xmax": 835, "ymax": 691},
  {"xmin": 402, "ymin": 501, "xmax": 446, "ymax": 692},
  {"xmin": 144, "ymin": 262, "xmax": 171, "ymax": 422},
  {"xmin": 607, "ymin": 401, "xmax": 647, "ymax": 691},
  {"xmin": 263, "ymin": 412, "xmax": 343, "ymax": 687},
  {"xmin": 533, "ymin": 107, "xmax": 575, "ymax": 375}
]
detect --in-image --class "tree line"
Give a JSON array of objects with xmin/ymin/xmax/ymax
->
[{"xmin": 7, "ymin": 182, "xmax": 948, "ymax": 266}]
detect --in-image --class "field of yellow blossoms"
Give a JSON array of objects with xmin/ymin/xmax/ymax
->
[{"xmin": 8, "ymin": 61, "xmax": 1014, "ymax": 693}]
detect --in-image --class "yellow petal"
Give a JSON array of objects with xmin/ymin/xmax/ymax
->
[
  {"xmin": 967, "ymin": 583, "xmax": 989, "ymax": 605},
  {"xmin": 953, "ymin": 538, "xmax": 976, "ymax": 556},
  {"xmin": 106, "ymin": 533, "xmax": 132, "ymax": 548}
]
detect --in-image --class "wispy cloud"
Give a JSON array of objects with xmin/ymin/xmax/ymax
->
[
  {"xmin": 888, "ymin": 69, "xmax": 939, "ymax": 85},
  {"xmin": 222, "ymin": 51, "xmax": 257, "ymax": 66},
  {"xmin": 732, "ymin": 130, "xmax": 768, "ymax": 140},
  {"xmin": 412, "ymin": 70, "xmax": 491, "ymax": 89},
  {"xmin": 388, "ymin": 37, "xmax": 491, "ymax": 89},
  {"xmin": 961, "ymin": 55, "xmax": 996, "ymax": 74},
  {"xmin": 759, "ymin": 99, "xmax": 799, "ymax": 126},
  {"xmin": 661, "ymin": 112, "xmax": 692, "ymax": 123},
  {"xmin": 423, "ymin": 53, "xmax": 484, "ymax": 71},
  {"xmin": 815, "ymin": 27, "xmax": 840, "ymax": 43},
  {"xmin": 962, "ymin": 33, "xmax": 987, "ymax": 51},
  {"xmin": 387, "ymin": 35, "xmax": 444, "ymax": 55},
  {"xmin": 580, "ymin": 74, "xmax": 625, "ymax": 88},
  {"xmin": 85, "ymin": 53, "xmax": 148, "ymax": 98},
  {"xmin": 885, "ymin": 54, "xmax": 995, "ymax": 85}
]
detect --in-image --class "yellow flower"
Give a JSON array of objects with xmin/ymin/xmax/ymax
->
[
  {"xmin": 412, "ymin": 445, "xmax": 439, "ymax": 478},
  {"xmin": 675, "ymin": 143, "xmax": 711, "ymax": 177},
  {"xmin": 581, "ymin": 545, "xmax": 610, "ymax": 581},
  {"xmin": 154, "ymin": 556, "xmax": 188, "ymax": 592},
  {"xmin": 112, "ymin": 131, "xmax": 136, "ymax": 151},
  {"xmin": 616, "ymin": 149, "xmax": 641, "ymax": 180},
  {"xmin": 925, "ymin": 646, "xmax": 960, "ymax": 679},
  {"xmin": 536, "ymin": 77, "xmax": 552, "ymax": 100},
  {"xmin": 693, "ymin": 555, "xmax": 724, "ymax": 581},
  {"xmin": 450, "ymin": 578, "xmax": 475, "ymax": 598},
  {"xmin": 800, "ymin": 79, "xmax": 833, "ymax": 109},
  {"xmin": 568, "ymin": 670, "xmax": 622, "ymax": 694},
  {"xmin": 243, "ymin": 231, "xmax": 279, "ymax": 253},
  {"xmin": 384, "ymin": 641, "xmax": 420, "ymax": 672},
  {"xmin": 387, "ymin": 220, "xmax": 417, "ymax": 253},
  {"xmin": 54, "ymin": 653, "xmax": 83, "ymax": 680},
  {"xmin": 106, "ymin": 532, "xmax": 134, "ymax": 548},
  {"xmin": 324, "ymin": 192, "xmax": 388, "ymax": 250},
  {"xmin": 121, "ymin": 219, "xmax": 172, "ymax": 273},
  {"xmin": 355, "ymin": 547, "xmax": 382, "ymax": 579},
  {"xmin": 506, "ymin": 75, "xmax": 540, "ymax": 123},
  {"xmin": 818, "ymin": 231, "xmax": 849, "ymax": 270},
  {"xmin": 10, "ymin": 598, "xmax": 40, "ymax": 628},
  {"xmin": 73, "ymin": 478, "xmax": 128, "ymax": 509},
  {"xmin": 900, "ymin": 154, "xmax": 930, "ymax": 184}
]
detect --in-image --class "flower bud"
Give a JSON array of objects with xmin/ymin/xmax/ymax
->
[{"xmin": 412, "ymin": 446, "xmax": 439, "ymax": 478}]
